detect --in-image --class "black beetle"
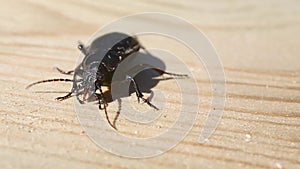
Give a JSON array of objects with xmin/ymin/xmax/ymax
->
[{"xmin": 27, "ymin": 32, "xmax": 187, "ymax": 129}]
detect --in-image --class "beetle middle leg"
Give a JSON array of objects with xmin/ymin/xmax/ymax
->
[
  {"xmin": 95, "ymin": 82, "xmax": 116, "ymax": 129},
  {"xmin": 126, "ymin": 75, "xmax": 159, "ymax": 110},
  {"xmin": 112, "ymin": 98, "xmax": 121, "ymax": 128}
]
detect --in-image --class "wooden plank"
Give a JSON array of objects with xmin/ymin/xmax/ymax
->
[{"xmin": 0, "ymin": 0, "xmax": 299, "ymax": 169}]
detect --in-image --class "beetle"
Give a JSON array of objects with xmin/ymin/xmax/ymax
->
[{"xmin": 26, "ymin": 32, "xmax": 187, "ymax": 129}]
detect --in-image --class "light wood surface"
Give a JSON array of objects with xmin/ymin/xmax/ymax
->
[{"xmin": 0, "ymin": 0, "xmax": 299, "ymax": 169}]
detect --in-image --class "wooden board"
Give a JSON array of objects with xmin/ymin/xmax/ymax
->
[{"xmin": 0, "ymin": 0, "xmax": 299, "ymax": 169}]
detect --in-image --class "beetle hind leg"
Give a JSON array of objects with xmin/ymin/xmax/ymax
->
[
  {"xmin": 126, "ymin": 75, "xmax": 159, "ymax": 110},
  {"xmin": 153, "ymin": 68, "xmax": 188, "ymax": 78}
]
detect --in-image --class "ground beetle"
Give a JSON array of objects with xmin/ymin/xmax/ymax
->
[{"xmin": 27, "ymin": 32, "xmax": 188, "ymax": 129}]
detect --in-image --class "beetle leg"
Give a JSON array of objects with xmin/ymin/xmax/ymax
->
[
  {"xmin": 96, "ymin": 83, "xmax": 116, "ymax": 129},
  {"xmin": 126, "ymin": 75, "xmax": 159, "ymax": 110},
  {"xmin": 54, "ymin": 66, "xmax": 74, "ymax": 75},
  {"xmin": 55, "ymin": 86, "xmax": 79, "ymax": 101},
  {"xmin": 153, "ymin": 68, "xmax": 189, "ymax": 78},
  {"xmin": 126, "ymin": 75, "xmax": 143, "ymax": 103},
  {"xmin": 112, "ymin": 98, "xmax": 121, "ymax": 129},
  {"xmin": 56, "ymin": 91, "xmax": 73, "ymax": 101}
]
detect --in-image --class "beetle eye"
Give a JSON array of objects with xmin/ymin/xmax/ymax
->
[{"xmin": 78, "ymin": 44, "xmax": 83, "ymax": 50}]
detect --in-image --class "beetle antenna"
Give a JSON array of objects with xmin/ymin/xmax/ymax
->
[{"xmin": 26, "ymin": 78, "xmax": 73, "ymax": 89}]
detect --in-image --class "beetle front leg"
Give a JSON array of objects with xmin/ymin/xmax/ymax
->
[
  {"xmin": 56, "ymin": 91, "xmax": 73, "ymax": 101},
  {"xmin": 54, "ymin": 66, "xmax": 74, "ymax": 75}
]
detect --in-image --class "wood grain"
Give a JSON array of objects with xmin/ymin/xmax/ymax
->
[{"xmin": 0, "ymin": 0, "xmax": 299, "ymax": 169}]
